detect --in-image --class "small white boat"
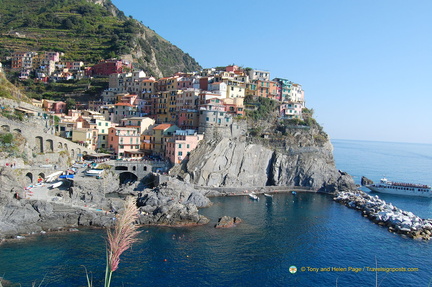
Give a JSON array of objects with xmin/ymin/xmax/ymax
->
[
  {"xmin": 264, "ymin": 193, "xmax": 273, "ymax": 198},
  {"xmin": 85, "ymin": 169, "xmax": 104, "ymax": 177},
  {"xmin": 249, "ymin": 193, "xmax": 259, "ymax": 200},
  {"xmin": 50, "ymin": 181, "xmax": 63, "ymax": 189}
]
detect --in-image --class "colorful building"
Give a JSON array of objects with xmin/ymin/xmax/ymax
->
[
  {"xmin": 165, "ymin": 130, "xmax": 204, "ymax": 164},
  {"xmin": 108, "ymin": 126, "xmax": 141, "ymax": 159}
]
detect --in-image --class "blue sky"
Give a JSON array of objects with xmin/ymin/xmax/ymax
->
[{"xmin": 112, "ymin": 0, "xmax": 432, "ymax": 144}]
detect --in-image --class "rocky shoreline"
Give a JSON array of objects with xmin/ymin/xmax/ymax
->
[{"xmin": 334, "ymin": 189, "xmax": 432, "ymax": 240}]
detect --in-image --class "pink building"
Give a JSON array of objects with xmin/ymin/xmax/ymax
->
[
  {"xmin": 108, "ymin": 126, "xmax": 141, "ymax": 159},
  {"xmin": 45, "ymin": 52, "xmax": 61, "ymax": 62},
  {"xmin": 280, "ymin": 102, "xmax": 303, "ymax": 120},
  {"xmin": 165, "ymin": 130, "xmax": 204, "ymax": 164},
  {"xmin": 52, "ymin": 101, "xmax": 66, "ymax": 114}
]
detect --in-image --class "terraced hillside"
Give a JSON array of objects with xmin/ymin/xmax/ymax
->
[{"xmin": 0, "ymin": 0, "xmax": 201, "ymax": 76}]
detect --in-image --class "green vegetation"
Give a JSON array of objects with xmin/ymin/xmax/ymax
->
[
  {"xmin": 0, "ymin": 131, "xmax": 28, "ymax": 161},
  {"xmin": 7, "ymin": 77, "xmax": 109, "ymax": 102},
  {"xmin": 244, "ymin": 95, "xmax": 279, "ymax": 121},
  {"xmin": 0, "ymin": 106, "xmax": 24, "ymax": 121},
  {"xmin": 0, "ymin": 0, "xmax": 136, "ymax": 62},
  {"xmin": 0, "ymin": 0, "xmax": 201, "ymax": 77}
]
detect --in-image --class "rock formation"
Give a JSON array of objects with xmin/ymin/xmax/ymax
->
[
  {"xmin": 136, "ymin": 178, "xmax": 211, "ymax": 226},
  {"xmin": 214, "ymin": 216, "xmax": 242, "ymax": 228},
  {"xmin": 361, "ymin": 176, "xmax": 374, "ymax": 186},
  {"xmin": 174, "ymin": 120, "xmax": 355, "ymax": 193}
]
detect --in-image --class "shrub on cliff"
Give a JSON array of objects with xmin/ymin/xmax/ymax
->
[{"xmin": 244, "ymin": 96, "xmax": 279, "ymax": 121}]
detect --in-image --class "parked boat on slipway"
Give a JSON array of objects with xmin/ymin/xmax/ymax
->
[{"xmin": 366, "ymin": 177, "xmax": 432, "ymax": 197}]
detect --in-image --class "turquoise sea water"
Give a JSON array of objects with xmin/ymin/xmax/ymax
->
[{"xmin": 1, "ymin": 140, "xmax": 431, "ymax": 286}]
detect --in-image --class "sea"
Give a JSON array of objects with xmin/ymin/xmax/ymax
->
[{"xmin": 1, "ymin": 139, "xmax": 431, "ymax": 287}]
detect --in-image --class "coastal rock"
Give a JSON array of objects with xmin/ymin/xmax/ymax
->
[
  {"xmin": 334, "ymin": 190, "xmax": 432, "ymax": 240},
  {"xmin": 215, "ymin": 216, "xmax": 242, "ymax": 228},
  {"xmin": 361, "ymin": 176, "xmax": 374, "ymax": 186},
  {"xmin": 136, "ymin": 178, "xmax": 211, "ymax": 226}
]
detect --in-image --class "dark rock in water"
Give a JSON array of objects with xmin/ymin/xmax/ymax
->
[
  {"xmin": 361, "ymin": 176, "xmax": 374, "ymax": 186},
  {"xmin": 215, "ymin": 216, "xmax": 242, "ymax": 228}
]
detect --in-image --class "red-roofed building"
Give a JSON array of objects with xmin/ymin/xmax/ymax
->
[
  {"xmin": 91, "ymin": 59, "xmax": 132, "ymax": 76},
  {"xmin": 145, "ymin": 123, "xmax": 180, "ymax": 156}
]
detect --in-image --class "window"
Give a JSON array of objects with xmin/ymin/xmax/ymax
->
[
  {"xmin": 178, "ymin": 144, "xmax": 182, "ymax": 148},
  {"xmin": 102, "ymin": 129, "xmax": 105, "ymax": 133},
  {"xmin": 178, "ymin": 151, "xmax": 183, "ymax": 156},
  {"xmin": 98, "ymin": 122, "xmax": 101, "ymax": 126},
  {"xmin": 187, "ymin": 144, "xmax": 190, "ymax": 149},
  {"xmin": 120, "ymin": 145, "xmax": 124, "ymax": 149}
]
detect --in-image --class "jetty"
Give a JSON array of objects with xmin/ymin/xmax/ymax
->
[{"xmin": 334, "ymin": 190, "xmax": 432, "ymax": 240}]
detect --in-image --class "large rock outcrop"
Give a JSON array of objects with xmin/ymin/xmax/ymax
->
[{"xmin": 174, "ymin": 120, "xmax": 355, "ymax": 192}]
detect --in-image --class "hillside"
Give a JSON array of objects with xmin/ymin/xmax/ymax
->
[
  {"xmin": 0, "ymin": 0, "xmax": 201, "ymax": 77},
  {"xmin": 0, "ymin": 66, "xmax": 30, "ymax": 102}
]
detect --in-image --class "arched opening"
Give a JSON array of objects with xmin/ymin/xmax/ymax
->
[
  {"xmin": 119, "ymin": 172, "xmax": 138, "ymax": 185},
  {"xmin": 58, "ymin": 142, "xmax": 63, "ymax": 149},
  {"xmin": 70, "ymin": 149, "xmax": 75, "ymax": 159},
  {"xmin": 25, "ymin": 172, "xmax": 33, "ymax": 185},
  {"xmin": 64, "ymin": 143, "xmax": 68, "ymax": 151},
  {"xmin": 13, "ymin": 128, "xmax": 21, "ymax": 133},
  {"xmin": 132, "ymin": 166, "xmax": 136, "ymax": 171},
  {"xmin": 143, "ymin": 166, "xmax": 147, "ymax": 171},
  {"xmin": 45, "ymin": 139, "xmax": 54, "ymax": 152}
]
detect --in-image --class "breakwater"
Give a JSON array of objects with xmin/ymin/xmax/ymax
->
[{"xmin": 334, "ymin": 190, "xmax": 432, "ymax": 240}]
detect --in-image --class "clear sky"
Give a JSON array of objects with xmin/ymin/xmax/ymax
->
[{"xmin": 112, "ymin": 0, "xmax": 432, "ymax": 144}]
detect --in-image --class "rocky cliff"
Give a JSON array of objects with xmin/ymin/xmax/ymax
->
[{"xmin": 174, "ymin": 119, "xmax": 355, "ymax": 192}]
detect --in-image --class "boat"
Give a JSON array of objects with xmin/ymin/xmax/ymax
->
[
  {"xmin": 366, "ymin": 177, "xmax": 432, "ymax": 197},
  {"xmin": 50, "ymin": 181, "xmax": 63, "ymax": 189},
  {"xmin": 85, "ymin": 169, "xmax": 104, "ymax": 177},
  {"xmin": 264, "ymin": 193, "xmax": 273, "ymax": 198},
  {"xmin": 291, "ymin": 191, "xmax": 297, "ymax": 195},
  {"xmin": 249, "ymin": 193, "xmax": 259, "ymax": 200}
]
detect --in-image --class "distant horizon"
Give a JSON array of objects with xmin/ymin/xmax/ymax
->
[
  {"xmin": 111, "ymin": 0, "xmax": 431, "ymax": 144},
  {"xmin": 331, "ymin": 138, "xmax": 432, "ymax": 145}
]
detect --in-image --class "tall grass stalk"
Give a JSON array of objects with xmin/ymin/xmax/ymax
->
[{"xmin": 104, "ymin": 197, "xmax": 140, "ymax": 287}]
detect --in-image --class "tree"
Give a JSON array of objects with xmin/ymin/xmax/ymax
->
[{"xmin": 65, "ymin": 98, "xmax": 76, "ymax": 114}]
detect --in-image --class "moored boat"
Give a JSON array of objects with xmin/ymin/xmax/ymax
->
[
  {"xmin": 50, "ymin": 181, "xmax": 63, "ymax": 189},
  {"xmin": 249, "ymin": 193, "xmax": 259, "ymax": 200},
  {"xmin": 85, "ymin": 169, "xmax": 104, "ymax": 177},
  {"xmin": 264, "ymin": 193, "xmax": 273, "ymax": 198},
  {"xmin": 366, "ymin": 177, "xmax": 432, "ymax": 197}
]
